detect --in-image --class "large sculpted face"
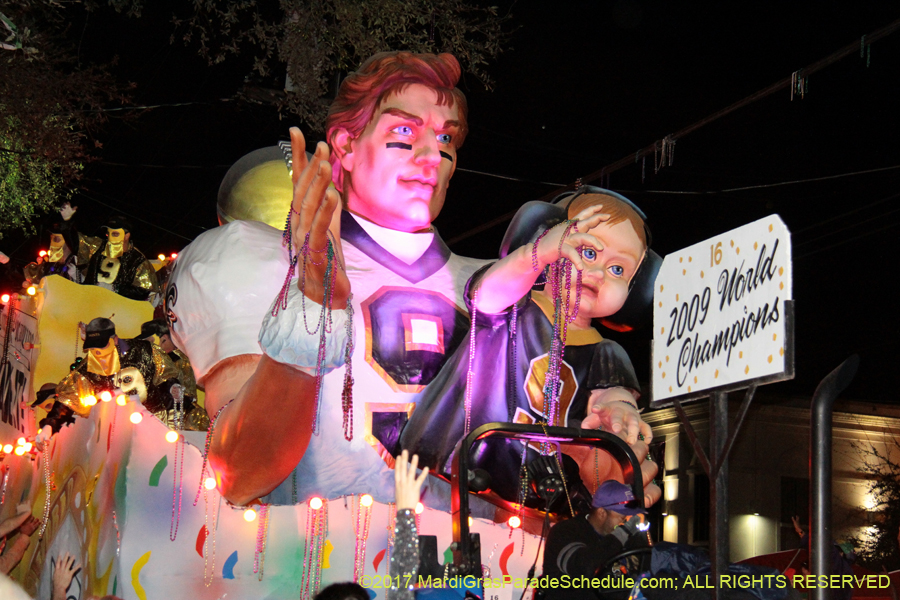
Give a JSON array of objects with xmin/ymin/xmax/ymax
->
[
  {"xmin": 338, "ymin": 84, "xmax": 460, "ymax": 232},
  {"xmin": 577, "ymin": 218, "xmax": 645, "ymax": 320}
]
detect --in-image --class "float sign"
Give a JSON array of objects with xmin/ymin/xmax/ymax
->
[{"xmin": 651, "ymin": 215, "xmax": 793, "ymax": 405}]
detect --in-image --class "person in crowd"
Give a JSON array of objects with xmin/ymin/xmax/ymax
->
[
  {"xmin": 0, "ymin": 506, "xmax": 40, "ymax": 575},
  {"xmin": 388, "ymin": 450, "xmax": 429, "ymax": 600},
  {"xmin": 541, "ymin": 480, "xmax": 651, "ymax": 600}
]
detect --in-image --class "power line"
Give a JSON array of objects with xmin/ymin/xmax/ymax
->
[
  {"xmin": 77, "ymin": 191, "xmax": 200, "ymax": 242},
  {"xmin": 445, "ymin": 162, "xmax": 900, "ymax": 246}
]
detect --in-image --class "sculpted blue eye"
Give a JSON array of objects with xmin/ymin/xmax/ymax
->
[
  {"xmin": 437, "ymin": 133, "xmax": 452, "ymax": 144},
  {"xmin": 581, "ymin": 247, "xmax": 597, "ymax": 261},
  {"xmin": 610, "ymin": 265, "xmax": 625, "ymax": 276},
  {"xmin": 392, "ymin": 125, "xmax": 413, "ymax": 136}
]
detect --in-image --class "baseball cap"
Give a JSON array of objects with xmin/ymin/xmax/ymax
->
[
  {"xmin": 83, "ymin": 317, "xmax": 117, "ymax": 349},
  {"xmin": 104, "ymin": 215, "xmax": 133, "ymax": 233},
  {"xmin": 140, "ymin": 319, "xmax": 169, "ymax": 340},
  {"xmin": 592, "ymin": 480, "xmax": 647, "ymax": 516}
]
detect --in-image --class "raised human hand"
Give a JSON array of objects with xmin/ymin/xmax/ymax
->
[
  {"xmin": 51, "ymin": 553, "xmax": 81, "ymax": 600},
  {"xmin": 394, "ymin": 450, "xmax": 429, "ymax": 511},
  {"xmin": 288, "ymin": 127, "xmax": 350, "ymax": 309},
  {"xmin": 534, "ymin": 205, "xmax": 610, "ymax": 272},
  {"xmin": 17, "ymin": 515, "xmax": 40, "ymax": 537},
  {"xmin": 0, "ymin": 506, "xmax": 31, "ymax": 538}
]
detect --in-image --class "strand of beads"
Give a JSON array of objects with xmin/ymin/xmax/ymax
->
[
  {"xmin": 254, "ymin": 503, "xmax": 270, "ymax": 581},
  {"xmin": 352, "ymin": 494, "xmax": 372, "ymax": 583},
  {"xmin": 386, "ymin": 502, "xmax": 396, "ymax": 568},
  {"xmin": 38, "ymin": 445, "xmax": 51, "ymax": 538},
  {"xmin": 112, "ymin": 510, "xmax": 121, "ymax": 556},
  {"xmin": 193, "ymin": 399, "xmax": 233, "ymax": 506},
  {"xmin": 463, "ymin": 289, "xmax": 479, "ymax": 436},
  {"xmin": 506, "ymin": 302, "xmax": 518, "ymax": 421},
  {"xmin": 301, "ymin": 498, "xmax": 328, "ymax": 599},
  {"xmin": 0, "ymin": 466, "xmax": 8, "ymax": 507},
  {"xmin": 341, "ymin": 294, "xmax": 355, "ymax": 441},
  {"xmin": 203, "ymin": 495, "xmax": 220, "ymax": 587},
  {"xmin": 170, "ymin": 433, "xmax": 184, "ymax": 541}
]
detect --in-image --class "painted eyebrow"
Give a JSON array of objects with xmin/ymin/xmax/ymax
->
[{"xmin": 382, "ymin": 108, "xmax": 423, "ymax": 126}]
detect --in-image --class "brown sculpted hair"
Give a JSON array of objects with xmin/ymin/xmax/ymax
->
[
  {"xmin": 567, "ymin": 193, "xmax": 648, "ymax": 250},
  {"xmin": 326, "ymin": 51, "xmax": 469, "ymax": 191}
]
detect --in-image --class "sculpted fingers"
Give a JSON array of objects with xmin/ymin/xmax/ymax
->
[
  {"xmin": 644, "ymin": 482, "xmax": 662, "ymax": 508},
  {"xmin": 289, "ymin": 127, "xmax": 309, "ymax": 185}
]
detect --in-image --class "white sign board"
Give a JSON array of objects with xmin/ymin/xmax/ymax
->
[{"xmin": 651, "ymin": 215, "xmax": 793, "ymax": 405}]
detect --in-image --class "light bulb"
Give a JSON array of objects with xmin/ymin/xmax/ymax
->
[
  {"xmin": 99, "ymin": 390, "xmax": 112, "ymax": 402},
  {"xmin": 415, "ymin": 502, "xmax": 424, "ymax": 515},
  {"xmin": 244, "ymin": 508, "xmax": 257, "ymax": 522},
  {"xmin": 171, "ymin": 252, "xmax": 178, "ymax": 259},
  {"xmin": 360, "ymin": 494, "xmax": 373, "ymax": 507},
  {"xmin": 26, "ymin": 286, "xmax": 36, "ymax": 296},
  {"xmin": 16, "ymin": 437, "xmax": 25, "ymax": 446},
  {"xmin": 165, "ymin": 430, "xmax": 179, "ymax": 443},
  {"xmin": 508, "ymin": 516, "xmax": 522, "ymax": 529},
  {"xmin": 23, "ymin": 442, "xmax": 32, "ymax": 452},
  {"xmin": 130, "ymin": 412, "xmax": 143, "ymax": 424},
  {"xmin": 14, "ymin": 447, "xmax": 26, "ymax": 456},
  {"xmin": 2, "ymin": 444, "xmax": 12, "ymax": 453},
  {"xmin": 1, "ymin": 294, "xmax": 9, "ymax": 303},
  {"xmin": 82, "ymin": 395, "xmax": 97, "ymax": 407},
  {"xmin": 158, "ymin": 254, "xmax": 166, "ymax": 261},
  {"xmin": 468, "ymin": 516, "xmax": 474, "ymax": 526},
  {"xmin": 204, "ymin": 477, "xmax": 217, "ymax": 490},
  {"xmin": 116, "ymin": 395, "xmax": 127, "ymax": 406},
  {"xmin": 309, "ymin": 497, "xmax": 323, "ymax": 510}
]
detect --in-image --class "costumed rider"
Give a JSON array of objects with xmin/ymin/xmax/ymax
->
[
  {"xmin": 540, "ymin": 480, "xmax": 651, "ymax": 600},
  {"xmin": 138, "ymin": 318, "xmax": 200, "ymax": 409},
  {"xmin": 167, "ymin": 51, "xmax": 658, "ymax": 512},
  {"xmin": 401, "ymin": 187, "xmax": 662, "ymax": 507},
  {"xmin": 81, "ymin": 214, "xmax": 160, "ymax": 303},
  {"xmin": 22, "ymin": 204, "xmax": 88, "ymax": 286},
  {"xmin": 37, "ymin": 317, "xmax": 206, "ymax": 439}
]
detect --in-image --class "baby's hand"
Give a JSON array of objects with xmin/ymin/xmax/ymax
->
[
  {"xmin": 534, "ymin": 205, "xmax": 609, "ymax": 271},
  {"xmin": 581, "ymin": 387, "xmax": 651, "ymax": 446}
]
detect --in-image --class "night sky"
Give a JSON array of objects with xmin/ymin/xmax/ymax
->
[{"xmin": 3, "ymin": 1, "xmax": 898, "ymax": 404}]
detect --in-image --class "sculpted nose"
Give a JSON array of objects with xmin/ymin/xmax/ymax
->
[{"xmin": 414, "ymin": 133, "xmax": 441, "ymax": 166}]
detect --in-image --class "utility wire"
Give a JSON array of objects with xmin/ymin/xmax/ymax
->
[
  {"xmin": 447, "ymin": 17, "xmax": 900, "ymax": 246},
  {"xmin": 77, "ymin": 191, "xmax": 199, "ymax": 242}
]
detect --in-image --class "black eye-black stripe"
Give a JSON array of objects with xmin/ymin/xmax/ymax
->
[{"xmin": 386, "ymin": 142, "xmax": 412, "ymax": 150}]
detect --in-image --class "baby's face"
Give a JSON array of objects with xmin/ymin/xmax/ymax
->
[{"xmin": 575, "ymin": 218, "xmax": 644, "ymax": 319}]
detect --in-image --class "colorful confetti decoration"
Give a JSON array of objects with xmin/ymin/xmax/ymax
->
[
  {"xmin": 372, "ymin": 548, "xmax": 386, "ymax": 573},
  {"xmin": 222, "ymin": 551, "xmax": 238, "ymax": 579},
  {"xmin": 130, "ymin": 550, "xmax": 151, "ymax": 600},
  {"xmin": 148, "ymin": 455, "xmax": 168, "ymax": 487},
  {"xmin": 499, "ymin": 542, "xmax": 514, "ymax": 577},
  {"xmin": 196, "ymin": 525, "xmax": 208, "ymax": 558}
]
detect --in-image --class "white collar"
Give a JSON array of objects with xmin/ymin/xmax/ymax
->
[{"xmin": 351, "ymin": 213, "xmax": 435, "ymax": 265}]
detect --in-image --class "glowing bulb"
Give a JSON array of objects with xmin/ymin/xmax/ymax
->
[
  {"xmin": 244, "ymin": 508, "xmax": 257, "ymax": 522},
  {"xmin": 360, "ymin": 494, "xmax": 373, "ymax": 507},
  {"xmin": 204, "ymin": 477, "xmax": 217, "ymax": 490},
  {"xmin": 165, "ymin": 430, "xmax": 179, "ymax": 443},
  {"xmin": 116, "ymin": 395, "xmax": 127, "ymax": 406},
  {"xmin": 171, "ymin": 252, "xmax": 178, "ymax": 259},
  {"xmin": 14, "ymin": 446, "xmax": 26, "ymax": 456},
  {"xmin": 16, "ymin": 437, "xmax": 25, "ymax": 446},
  {"xmin": 26, "ymin": 286, "xmax": 36, "ymax": 296},
  {"xmin": 2, "ymin": 444, "xmax": 12, "ymax": 453},
  {"xmin": 508, "ymin": 516, "xmax": 522, "ymax": 529},
  {"xmin": 468, "ymin": 516, "xmax": 474, "ymax": 526},
  {"xmin": 99, "ymin": 390, "xmax": 112, "ymax": 403},
  {"xmin": 23, "ymin": 442, "xmax": 32, "ymax": 452},
  {"xmin": 82, "ymin": 395, "xmax": 97, "ymax": 407},
  {"xmin": 1, "ymin": 294, "xmax": 8, "ymax": 303},
  {"xmin": 158, "ymin": 254, "xmax": 166, "ymax": 261},
  {"xmin": 39, "ymin": 250, "xmax": 47, "ymax": 257},
  {"xmin": 415, "ymin": 502, "xmax": 424, "ymax": 515},
  {"xmin": 309, "ymin": 497, "xmax": 323, "ymax": 510},
  {"xmin": 130, "ymin": 412, "xmax": 143, "ymax": 424}
]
